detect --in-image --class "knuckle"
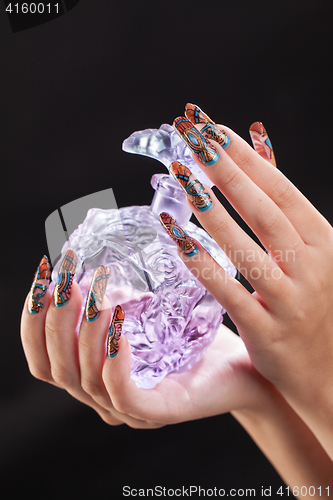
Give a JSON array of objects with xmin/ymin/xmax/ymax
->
[
  {"xmin": 146, "ymin": 421, "xmax": 165, "ymax": 429},
  {"xmin": 289, "ymin": 236, "xmax": 305, "ymax": 262},
  {"xmin": 222, "ymin": 168, "xmax": 243, "ymax": 190},
  {"xmin": 44, "ymin": 320, "xmax": 58, "ymax": 340},
  {"xmin": 29, "ymin": 365, "xmax": 53, "ymax": 383},
  {"xmin": 126, "ymin": 419, "xmax": 146, "ymax": 429},
  {"xmin": 78, "ymin": 336, "xmax": 93, "ymax": 351},
  {"xmin": 98, "ymin": 410, "xmax": 123, "ymax": 426},
  {"xmin": 101, "ymin": 415, "xmax": 123, "ymax": 427},
  {"xmin": 112, "ymin": 398, "xmax": 131, "ymax": 415},
  {"xmin": 221, "ymin": 281, "xmax": 247, "ymax": 312},
  {"xmin": 256, "ymin": 206, "xmax": 285, "ymax": 237},
  {"xmin": 51, "ymin": 367, "xmax": 76, "ymax": 389},
  {"xmin": 270, "ymin": 177, "xmax": 296, "ymax": 209},
  {"xmin": 210, "ymin": 216, "xmax": 230, "ymax": 241},
  {"xmin": 125, "ymin": 419, "xmax": 163, "ymax": 430},
  {"xmin": 228, "ymin": 286, "xmax": 248, "ymax": 311},
  {"xmin": 81, "ymin": 377, "xmax": 103, "ymax": 398},
  {"xmin": 231, "ymin": 146, "xmax": 254, "ymax": 170}
]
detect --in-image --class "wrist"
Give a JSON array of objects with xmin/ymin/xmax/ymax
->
[{"xmin": 231, "ymin": 368, "xmax": 284, "ymax": 422}]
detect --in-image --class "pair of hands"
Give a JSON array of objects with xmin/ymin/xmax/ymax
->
[{"xmin": 21, "ymin": 106, "xmax": 333, "ymax": 459}]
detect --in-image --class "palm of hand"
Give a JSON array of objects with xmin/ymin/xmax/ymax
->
[{"xmin": 105, "ymin": 324, "xmax": 261, "ymax": 427}]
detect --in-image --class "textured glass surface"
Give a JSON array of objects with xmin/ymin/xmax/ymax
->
[
  {"xmin": 123, "ymin": 123, "xmax": 214, "ymax": 188},
  {"xmin": 51, "ymin": 203, "xmax": 236, "ymax": 388},
  {"xmin": 50, "ymin": 124, "xmax": 236, "ymax": 388}
]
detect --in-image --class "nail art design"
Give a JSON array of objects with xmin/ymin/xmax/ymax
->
[
  {"xmin": 53, "ymin": 249, "xmax": 78, "ymax": 307},
  {"xmin": 185, "ymin": 103, "xmax": 230, "ymax": 149},
  {"xmin": 249, "ymin": 122, "xmax": 276, "ymax": 167},
  {"xmin": 159, "ymin": 212, "xmax": 198, "ymax": 257},
  {"xmin": 85, "ymin": 265, "xmax": 111, "ymax": 321},
  {"xmin": 173, "ymin": 116, "xmax": 219, "ymax": 166},
  {"xmin": 28, "ymin": 256, "xmax": 51, "ymax": 314},
  {"xmin": 170, "ymin": 161, "xmax": 212, "ymax": 211},
  {"xmin": 107, "ymin": 305, "xmax": 125, "ymax": 358}
]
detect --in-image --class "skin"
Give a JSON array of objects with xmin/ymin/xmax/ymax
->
[{"xmin": 21, "ymin": 122, "xmax": 333, "ymax": 496}]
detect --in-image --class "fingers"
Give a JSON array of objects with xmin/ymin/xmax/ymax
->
[
  {"xmin": 22, "ymin": 254, "xmax": 164, "ymax": 427},
  {"xmin": 169, "ymin": 163, "xmax": 291, "ymax": 300},
  {"xmin": 249, "ymin": 121, "xmax": 277, "ymax": 167},
  {"xmin": 184, "ymin": 103, "xmax": 329, "ymax": 246},
  {"xmin": 21, "ymin": 291, "xmax": 55, "ymax": 383},
  {"xmin": 78, "ymin": 301, "xmax": 155, "ymax": 428},
  {"xmin": 46, "ymin": 257, "xmax": 125, "ymax": 423},
  {"xmin": 103, "ymin": 334, "xmax": 178, "ymax": 426},
  {"xmin": 218, "ymin": 123, "xmax": 329, "ymax": 245},
  {"xmin": 21, "ymin": 256, "xmax": 54, "ymax": 382},
  {"xmin": 21, "ymin": 255, "xmax": 124, "ymax": 425},
  {"xmin": 173, "ymin": 115, "xmax": 305, "ymax": 279},
  {"xmin": 45, "ymin": 281, "xmax": 83, "ymax": 389},
  {"xmin": 158, "ymin": 213, "xmax": 271, "ymax": 337},
  {"xmin": 78, "ymin": 296, "xmax": 113, "ymax": 408},
  {"xmin": 78, "ymin": 265, "xmax": 115, "ymax": 408}
]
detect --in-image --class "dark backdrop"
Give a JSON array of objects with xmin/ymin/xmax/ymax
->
[{"xmin": 1, "ymin": 1, "xmax": 332, "ymax": 498}]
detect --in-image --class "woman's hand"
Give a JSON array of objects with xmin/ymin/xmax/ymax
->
[
  {"xmin": 21, "ymin": 269, "xmax": 269, "ymax": 428},
  {"xmin": 21, "ymin": 268, "xmax": 333, "ymax": 489},
  {"xmin": 168, "ymin": 104, "xmax": 333, "ymax": 459}
]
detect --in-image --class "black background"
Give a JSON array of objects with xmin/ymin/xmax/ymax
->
[{"xmin": 1, "ymin": 1, "xmax": 333, "ymax": 498}]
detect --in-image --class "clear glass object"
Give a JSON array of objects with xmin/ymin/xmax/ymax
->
[{"xmin": 51, "ymin": 124, "xmax": 236, "ymax": 388}]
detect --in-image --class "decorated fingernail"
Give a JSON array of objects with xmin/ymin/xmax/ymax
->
[
  {"xmin": 107, "ymin": 305, "xmax": 125, "ymax": 358},
  {"xmin": 85, "ymin": 265, "xmax": 111, "ymax": 321},
  {"xmin": 170, "ymin": 161, "xmax": 212, "ymax": 211},
  {"xmin": 53, "ymin": 249, "xmax": 78, "ymax": 307},
  {"xmin": 249, "ymin": 122, "xmax": 276, "ymax": 167},
  {"xmin": 185, "ymin": 103, "xmax": 230, "ymax": 149},
  {"xmin": 173, "ymin": 116, "xmax": 219, "ymax": 166},
  {"xmin": 28, "ymin": 256, "xmax": 51, "ymax": 314},
  {"xmin": 159, "ymin": 212, "xmax": 199, "ymax": 257}
]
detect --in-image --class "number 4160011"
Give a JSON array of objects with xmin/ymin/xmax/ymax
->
[
  {"xmin": 5, "ymin": 3, "xmax": 60, "ymax": 14},
  {"xmin": 277, "ymin": 485, "xmax": 330, "ymax": 497}
]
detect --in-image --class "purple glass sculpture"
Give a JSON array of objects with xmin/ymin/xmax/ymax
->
[{"xmin": 50, "ymin": 125, "xmax": 236, "ymax": 388}]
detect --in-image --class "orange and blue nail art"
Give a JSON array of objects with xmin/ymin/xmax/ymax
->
[
  {"xmin": 159, "ymin": 212, "xmax": 199, "ymax": 257},
  {"xmin": 28, "ymin": 256, "xmax": 51, "ymax": 314},
  {"xmin": 170, "ymin": 161, "xmax": 212, "ymax": 211},
  {"xmin": 173, "ymin": 116, "xmax": 219, "ymax": 166},
  {"xmin": 107, "ymin": 305, "xmax": 125, "ymax": 358},
  {"xmin": 85, "ymin": 265, "xmax": 110, "ymax": 321},
  {"xmin": 53, "ymin": 249, "xmax": 78, "ymax": 307},
  {"xmin": 249, "ymin": 122, "xmax": 276, "ymax": 167},
  {"xmin": 185, "ymin": 103, "xmax": 230, "ymax": 149}
]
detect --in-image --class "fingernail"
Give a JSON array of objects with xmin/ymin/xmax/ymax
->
[
  {"xmin": 173, "ymin": 116, "xmax": 219, "ymax": 166},
  {"xmin": 159, "ymin": 212, "xmax": 199, "ymax": 257},
  {"xmin": 53, "ymin": 249, "xmax": 78, "ymax": 307},
  {"xmin": 107, "ymin": 305, "xmax": 125, "ymax": 358},
  {"xmin": 85, "ymin": 265, "xmax": 111, "ymax": 321},
  {"xmin": 28, "ymin": 256, "xmax": 51, "ymax": 314},
  {"xmin": 185, "ymin": 103, "xmax": 230, "ymax": 149},
  {"xmin": 170, "ymin": 161, "xmax": 212, "ymax": 211},
  {"xmin": 249, "ymin": 122, "xmax": 276, "ymax": 167}
]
